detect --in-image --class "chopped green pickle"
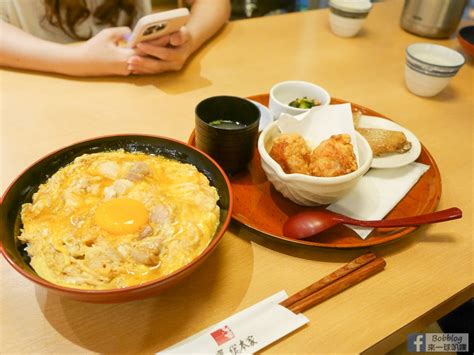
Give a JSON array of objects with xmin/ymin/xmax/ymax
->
[{"xmin": 288, "ymin": 97, "xmax": 320, "ymax": 109}]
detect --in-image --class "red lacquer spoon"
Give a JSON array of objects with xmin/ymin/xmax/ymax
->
[{"xmin": 282, "ymin": 207, "xmax": 462, "ymax": 240}]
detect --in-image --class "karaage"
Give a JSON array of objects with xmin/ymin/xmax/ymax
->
[
  {"xmin": 269, "ymin": 133, "xmax": 310, "ymax": 174},
  {"xmin": 308, "ymin": 134, "xmax": 358, "ymax": 177}
]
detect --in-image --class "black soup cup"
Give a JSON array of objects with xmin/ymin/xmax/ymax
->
[{"xmin": 195, "ymin": 96, "xmax": 260, "ymax": 175}]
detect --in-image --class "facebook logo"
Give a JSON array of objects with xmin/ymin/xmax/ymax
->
[
  {"xmin": 408, "ymin": 333, "xmax": 426, "ymax": 352},
  {"xmin": 408, "ymin": 333, "xmax": 469, "ymax": 352}
]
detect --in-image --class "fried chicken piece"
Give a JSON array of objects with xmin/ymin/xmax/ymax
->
[
  {"xmin": 309, "ymin": 134, "xmax": 358, "ymax": 177},
  {"xmin": 269, "ymin": 133, "xmax": 310, "ymax": 174},
  {"xmin": 357, "ymin": 128, "xmax": 412, "ymax": 157}
]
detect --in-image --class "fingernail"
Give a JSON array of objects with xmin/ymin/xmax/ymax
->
[{"xmin": 127, "ymin": 64, "xmax": 133, "ymax": 71}]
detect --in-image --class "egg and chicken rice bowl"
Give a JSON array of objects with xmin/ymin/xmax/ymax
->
[{"xmin": 17, "ymin": 150, "xmax": 220, "ymax": 290}]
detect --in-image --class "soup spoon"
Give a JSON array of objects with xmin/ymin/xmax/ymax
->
[{"xmin": 282, "ymin": 207, "xmax": 462, "ymax": 240}]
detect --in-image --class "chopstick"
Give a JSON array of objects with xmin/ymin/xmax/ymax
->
[{"xmin": 280, "ymin": 253, "xmax": 386, "ymax": 314}]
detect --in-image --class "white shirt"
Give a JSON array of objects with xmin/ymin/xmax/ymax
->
[{"xmin": 0, "ymin": 0, "xmax": 152, "ymax": 43}]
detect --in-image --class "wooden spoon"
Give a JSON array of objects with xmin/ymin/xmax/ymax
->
[{"xmin": 282, "ymin": 207, "xmax": 462, "ymax": 240}]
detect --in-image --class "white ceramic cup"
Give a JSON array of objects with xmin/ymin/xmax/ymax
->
[
  {"xmin": 405, "ymin": 43, "xmax": 465, "ymax": 97},
  {"xmin": 329, "ymin": 13, "xmax": 365, "ymax": 38},
  {"xmin": 405, "ymin": 66, "xmax": 452, "ymax": 97},
  {"xmin": 328, "ymin": 0, "xmax": 372, "ymax": 38},
  {"xmin": 269, "ymin": 81, "xmax": 331, "ymax": 119}
]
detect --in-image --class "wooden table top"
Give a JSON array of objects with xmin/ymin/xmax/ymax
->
[{"xmin": 1, "ymin": 0, "xmax": 472, "ymax": 353}]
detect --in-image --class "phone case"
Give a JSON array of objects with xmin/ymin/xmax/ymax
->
[{"xmin": 127, "ymin": 8, "xmax": 190, "ymax": 48}]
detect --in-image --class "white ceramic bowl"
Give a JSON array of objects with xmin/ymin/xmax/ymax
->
[
  {"xmin": 405, "ymin": 43, "xmax": 465, "ymax": 97},
  {"xmin": 258, "ymin": 121, "xmax": 373, "ymax": 206},
  {"xmin": 328, "ymin": 0, "xmax": 372, "ymax": 38},
  {"xmin": 269, "ymin": 81, "xmax": 331, "ymax": 119}
]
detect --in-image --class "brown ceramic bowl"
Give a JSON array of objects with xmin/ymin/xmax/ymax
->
[
  {"xmin": 458, "ymin": 26, "xmax": 474, "ymax": 57},
  {"xmin": 0, "ymin": 134, "xmax": 233, "ymax": 303}
]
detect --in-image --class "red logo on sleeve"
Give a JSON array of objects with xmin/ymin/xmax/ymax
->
[{"xmin": 210, "ymin": 326, "xmax": 235, "ymax": 346}]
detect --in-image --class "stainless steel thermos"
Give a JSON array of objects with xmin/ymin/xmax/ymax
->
[{"xmin": 400, "ymin": 0, "xmax": 468, "ymax": 38}]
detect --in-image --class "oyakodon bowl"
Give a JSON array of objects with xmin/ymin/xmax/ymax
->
[
  {"xmin": 0, "ymin": 134, "xmax": 232, "ymax": 303},
  {"xmin": 258, "ymin": 122, "xmax": 372, "ymax": 206}
]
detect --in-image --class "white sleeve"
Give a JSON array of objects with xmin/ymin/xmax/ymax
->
[{"xmin": 0, "ymin": 0, "xmax": 10, "ymax": 22}]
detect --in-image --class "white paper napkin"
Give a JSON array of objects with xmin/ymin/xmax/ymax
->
[
  {"xmin": 276, "ymin": 103, "xmax": 359, "ymax": 163},
  {"xmin": 159, "ymin": 291, "xmax": 309, "ymax": 354},
  {"xmin": 327, "ymin": 162, "xmax": 430, "ymax": 239}
]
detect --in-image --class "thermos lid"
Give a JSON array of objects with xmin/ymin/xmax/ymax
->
[{"xmin": 329, "ymin": 0, "xmax": 373, "ymax": 13}]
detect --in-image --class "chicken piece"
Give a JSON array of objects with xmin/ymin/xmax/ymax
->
[
  {"xmin": 126, "ymin": 162, "xmax": 151, "ymax": 181},
  {"xmin": 309, "ymin": 134, "xmax": 358, "ymax": 177},
  {"xmin": 356, "ymin": 128, "xmax": 412, "ymax": 157},
  {"xmin": 86, "ymin": 184, "xmax": 100, "ymax": 195},
  {"xmin": 69, "ymin": 177, "xmax": 89, "ymax": 193},
  {"xmin": 150, "ymin": 204, "xmax": 171, "ymax": 225},
  {"xmin": 62, "ymin": 190, "xmax": 79, "ymax": 208},
  {"xmin": 103, "ymin": 179, "xmax": 133, "ymax": 199},
  {"xmin": 269, "ymin": 133, "xmax": 310, "ymax": 174},
  {"xmin": 130, "ymin": 238, "xmax": 161, "ymax": 266},
  {"xmin": 138, "ymin": 225, "xmax": 153, "ymax": 239},
  {"xmin": 98, "ymin": 161, "xmax": 119, "ymax": 179}
]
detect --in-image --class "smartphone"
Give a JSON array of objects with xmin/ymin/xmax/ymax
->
[{"xmin": 127, "ymin": 8, "xmax": 190, "ymax": 48}]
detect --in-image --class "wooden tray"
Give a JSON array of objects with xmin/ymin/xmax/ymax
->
[{"xmin": 189, "ymin": 94, "xmax": 442, "ymax": 248}]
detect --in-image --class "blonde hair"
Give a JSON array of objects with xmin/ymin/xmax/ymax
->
[{"xmin": 43, "ymin": 0, "xmax": 137, "ymax": 40}]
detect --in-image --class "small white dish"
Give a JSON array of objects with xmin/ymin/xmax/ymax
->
[
  {"xmin": 269, "ymin": 81, "xmax": 331, "ymax": 119},
  {"xmin": 358, "ymin": 115, "xmax": 421, "ymax": 169},
  {"xmin": 247, "ymin": 99, "xmax": 274, "ymax": 132}
]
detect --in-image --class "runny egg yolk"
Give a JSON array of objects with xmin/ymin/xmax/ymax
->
[{"xmin": 94, "ymin": 198, "xmax": 148, "ymax": 235}]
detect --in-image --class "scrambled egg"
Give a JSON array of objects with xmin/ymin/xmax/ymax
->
[{"xmin": 18, "ymin": 150, "xmax": 220, "ymax": 289}]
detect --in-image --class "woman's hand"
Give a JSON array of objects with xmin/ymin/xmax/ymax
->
[
  {"xmin": 0, "ymin": 21, "xmax": 135, "ymax": 76},
  {"xmin": 126, "ymin": 0, "xmax": 231, "ymax": 75},
  {"xmin": 127, "ymin": 27, "xmax": 194, "ymax": 74},
  {"xmin": 74, "ymin": 27, "xmax": 137, "ymax": 76}
]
